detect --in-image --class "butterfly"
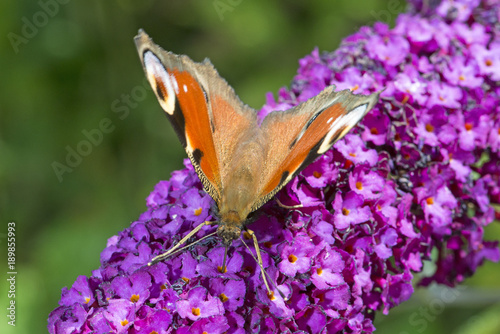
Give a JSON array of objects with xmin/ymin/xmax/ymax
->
[{"xmin": 134, "ymin": 29, "xmax": 380, "ymax": 294}]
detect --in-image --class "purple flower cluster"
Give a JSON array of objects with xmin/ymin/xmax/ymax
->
[{"xmin": 49, "ymin": 1, "xmax": 500, "ymax": 333}]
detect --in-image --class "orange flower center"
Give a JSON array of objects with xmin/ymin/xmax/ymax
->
[
  {"xmin": 194, "ymin": 207, "xmax": 202, "ymax": 216},
  {"xmin": 267, "ymin": 291, "xmax": 276, "ymax": 300},
  {"xmin": 219, "ymin": 293, "xmax": 229, "ymax": 302},
  {"xmin": 401, "ymin": 94, "xmax": 410, "ymax": 104}
]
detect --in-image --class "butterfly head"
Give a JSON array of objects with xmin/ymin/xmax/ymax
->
[{"xmin": 217, "ymin": 210, "xmax": 243, "ymax": 246}]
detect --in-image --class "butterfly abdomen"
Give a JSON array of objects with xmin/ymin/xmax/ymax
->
[{"xmin": 220, "ymin": 131, "xmax": 268, "ymax": 223}]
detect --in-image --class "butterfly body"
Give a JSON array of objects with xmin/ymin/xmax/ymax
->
[{"xmin": 135, "ymin": 29, "xmax": 381, "ymax": 249}]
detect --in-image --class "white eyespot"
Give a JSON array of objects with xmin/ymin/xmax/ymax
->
[
  {"xmin": 317, "ymin": 103, "xmax": 368, "ymax": 154},
  {"xmin": 349, "ymin": 104, "xmax": 368, "ymax": 118},
  {"xmin": 327, "ymin": 117, "xmax": 333, "ymax": 124},
  {"xmin": 183, "ymin": 84, "xmax": 188, "ymax": 93},
  {"xmin": 172, "ymin": 75, "xmax": 179, "ymax": 93},
  {"xmin": 144, "ymin": 51, "xmax": 177, "ymax": 115}
]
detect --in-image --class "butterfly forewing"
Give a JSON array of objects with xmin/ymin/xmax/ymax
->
[
  {"xmin": 252, "ymin": 87, "xmax": 380, "ymax": 212},
  {"xmin": 135, "ymin": 30, "xmax": 257, "ymax": 204}
]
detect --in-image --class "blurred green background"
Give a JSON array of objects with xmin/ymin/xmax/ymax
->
[{"xmin": 1, "ymin": 0, "xmax": 499, "ymax": 333}]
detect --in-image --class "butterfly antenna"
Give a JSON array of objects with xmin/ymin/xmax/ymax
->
[
  {"xmin": 154, "ymin": 230, "xmax": 218, "ymax": 263},
  {"xmin": 239, "ymin": 231, "xmax": 287, "ymax": 301},
  {"xmin": 275, "ymin": 198, "xmax": 303, "ymax": 210},
  {"xmin": 148, "ymin": 220, "xmax": 216, "ymax": 266}
]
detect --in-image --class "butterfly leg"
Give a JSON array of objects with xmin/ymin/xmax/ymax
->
[
  {"xmin": 239, "ymin": 230, "xmax": 271, "ymax": 296},
  {"xmin": 240, "ymin": 229, "xmax": 287, "ymax": 300},
  {"xmin": 275, "ymin": 198, "xmax": 303, "ymax": 210},
  {"xmin": 148, "ymin": 220, "xmax": 216, "ymax": 266}
]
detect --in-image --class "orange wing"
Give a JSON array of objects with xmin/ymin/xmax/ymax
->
[
  {"xmin": 134, "ymin": 30, "xmax": 257, "ymax": 204},
  {"xmin": 253, "ymin": 87, "xmax": 381, "ymax": 211}
]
